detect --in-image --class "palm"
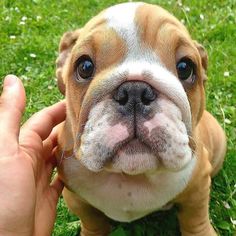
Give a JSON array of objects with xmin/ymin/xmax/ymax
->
[
  {"xmin": 0, "ymin": 75, "xmax": 65, "ymax": 236},
  {"xmin": 0, "ymin": 152, "xmax": 36, "ymax": 235}
]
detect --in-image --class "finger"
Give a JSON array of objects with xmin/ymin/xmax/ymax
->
[
  {"xmin": 0, "ymin": 75, "xmax": 26, "ymax": 144},
  {"xmin": 44, "ymin": 146, "xmax": 58, "ymax": 182},
  {"xmin": 50, "ymin": 175, "xmax": 64, "ymax": 201},
  {"xmin": 20, "ymin": 101, "xmax": 66, "ymax": 149},
  {"xmin": 42, "ymin": 125, "xmax": 61, "ymax": 161}
]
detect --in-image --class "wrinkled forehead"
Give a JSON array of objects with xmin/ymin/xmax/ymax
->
[
  {"xmin": 104, "ymin": 2, "xmax": 189, "ymax": 43},
  {"xmin": 77, "ymin": 2, "xmax": 192, "ymax": 60}
]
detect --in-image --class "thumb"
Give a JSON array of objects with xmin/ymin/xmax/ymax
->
[{"xmin": 0, "ymin": 75, "xmax": 26, "ymax": 148}]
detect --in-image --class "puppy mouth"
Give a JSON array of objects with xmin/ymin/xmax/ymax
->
[
  {"xmin": 104, "ymin": 138, "xmax": 159, "ymax": 175},
  {"xmin": 116, "ymin": 139, "xmax": 151, "ymax": 155}
]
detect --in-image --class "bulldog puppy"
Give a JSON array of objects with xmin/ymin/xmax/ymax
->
[{"xmin": 55, "ymin": 2, "xmax": 226, "ymax": 236}]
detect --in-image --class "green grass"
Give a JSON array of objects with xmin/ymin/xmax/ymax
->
[{"xmin": 0, "ymin": 0, "xmax": 235, "ymax": 235}]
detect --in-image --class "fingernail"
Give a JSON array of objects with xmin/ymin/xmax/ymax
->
[{"xmin": 4, "ymin": 75, "xmax": 18, "ymax": 87}]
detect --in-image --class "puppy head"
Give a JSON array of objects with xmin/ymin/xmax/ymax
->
[{"xmin": 56, "ymin": 2, "xmax": 208, "ymax": 175}]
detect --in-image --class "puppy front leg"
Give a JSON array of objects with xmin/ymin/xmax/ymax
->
[
  {"xmin": 63, "ymin": 188, "xmax": 111, "ymax": 236},
  {"xmin": 177, "ymin": 176, "xmax": 217, "ymax": 236}
]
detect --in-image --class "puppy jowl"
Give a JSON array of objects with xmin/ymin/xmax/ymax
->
[{"xmin": 56, "ymin": 2, "xmax": 226, "ymax": 236}]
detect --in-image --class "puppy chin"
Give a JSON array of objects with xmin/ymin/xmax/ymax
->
[{"xmin": 104, "ymin": 139, "xmax": 160, "ymax": 175}]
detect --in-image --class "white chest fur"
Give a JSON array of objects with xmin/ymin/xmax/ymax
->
[{"xmin": 59, "ymin": 155, "xmax": 196, "ymax": 222}]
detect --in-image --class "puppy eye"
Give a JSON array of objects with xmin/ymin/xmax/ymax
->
[
  {"xmin": 76, "ymin": 55, "xmax": 94, "ymax": 80},
  {"xmin": 176, "ymin": 58, "xmax": 196, "ymax": 83}
]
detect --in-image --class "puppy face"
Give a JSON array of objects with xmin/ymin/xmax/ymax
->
[{"xmin": 57, "ymin": 2, "xmax": 207, "ymax": 175}]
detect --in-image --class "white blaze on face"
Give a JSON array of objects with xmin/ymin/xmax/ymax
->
[
  {"xmin": 105, "ymin": 2, "xmax": 143, "ymax": 56},
  {"xmin": 105, "ymin": 2, "xmax": 160, "ymax": 63},
  {"xmin": 104, "ymin": 3, "xmax": 192, "ymax": 134}
]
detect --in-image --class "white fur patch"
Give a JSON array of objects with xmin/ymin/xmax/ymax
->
[
  {"xmin": 105, "ymin": 2, "xmax": 143, "ymax": 53},
  {"xmin": 105, "ymin": 2, "xmax": 161, "ymax": 63}
]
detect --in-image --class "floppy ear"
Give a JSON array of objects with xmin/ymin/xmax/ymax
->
[
  {"xmin": 56, "ymin": 29, "xmax": 80, "ymax": 95},
  {"xmin": 194, "ymin": 41, "xmax": 208, "ymax": 83}
]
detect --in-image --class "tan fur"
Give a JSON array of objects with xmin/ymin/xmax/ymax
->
[
  {"xmin": 174, "ymin": 110, "xmax": 226, "ymax": 235},
  {"xmin": 63, "ymin": 188, "xmax": 111, "ymax": 236},
  {"xmin": 56, "ymin": 3, "xmax": 226, "ymax": 236}
]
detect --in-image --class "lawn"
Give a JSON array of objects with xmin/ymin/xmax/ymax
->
[{"xmin": 0, "ymin": 0, "xmax": 235, "ymax": 235}]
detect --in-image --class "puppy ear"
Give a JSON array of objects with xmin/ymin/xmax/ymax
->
[
  {"xmin": 194, "ymin": 41, "xmax": 208, "ymax": 82},
  {"xmin": 56, "ymin": 29, "xmax": 80, "ymax": 95}
]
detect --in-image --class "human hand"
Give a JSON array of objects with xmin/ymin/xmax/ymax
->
[{"xmin": 0, "ymin": 75, "xmax": 66, "ymax": 236}]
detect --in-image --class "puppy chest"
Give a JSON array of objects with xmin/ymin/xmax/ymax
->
[{"xmin": 59, "ymin": 156, "xmax": 196, "ymax": 222}]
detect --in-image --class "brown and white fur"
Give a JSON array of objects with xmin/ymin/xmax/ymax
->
[{"xmin": 55, "ymin": 2, "xmax": 226, "ymax": 236}]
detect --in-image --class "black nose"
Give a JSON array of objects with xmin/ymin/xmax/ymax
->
[{"xmin": 113, "ymin": 81, "xmax": 156, "ymax": 115}]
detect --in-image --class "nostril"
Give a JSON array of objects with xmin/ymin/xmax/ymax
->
[
  {"xmin": 113, "ymin": 89, "xmax": 129, "ymax": 106},
  {"xmin": 141, "ymin": 88, "xmax": 157, "ymax": 105}
]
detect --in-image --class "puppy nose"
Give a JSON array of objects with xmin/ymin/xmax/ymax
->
[{"xmin": 113, "ymin": 81, "xmax": 156, "ymax": 114}]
